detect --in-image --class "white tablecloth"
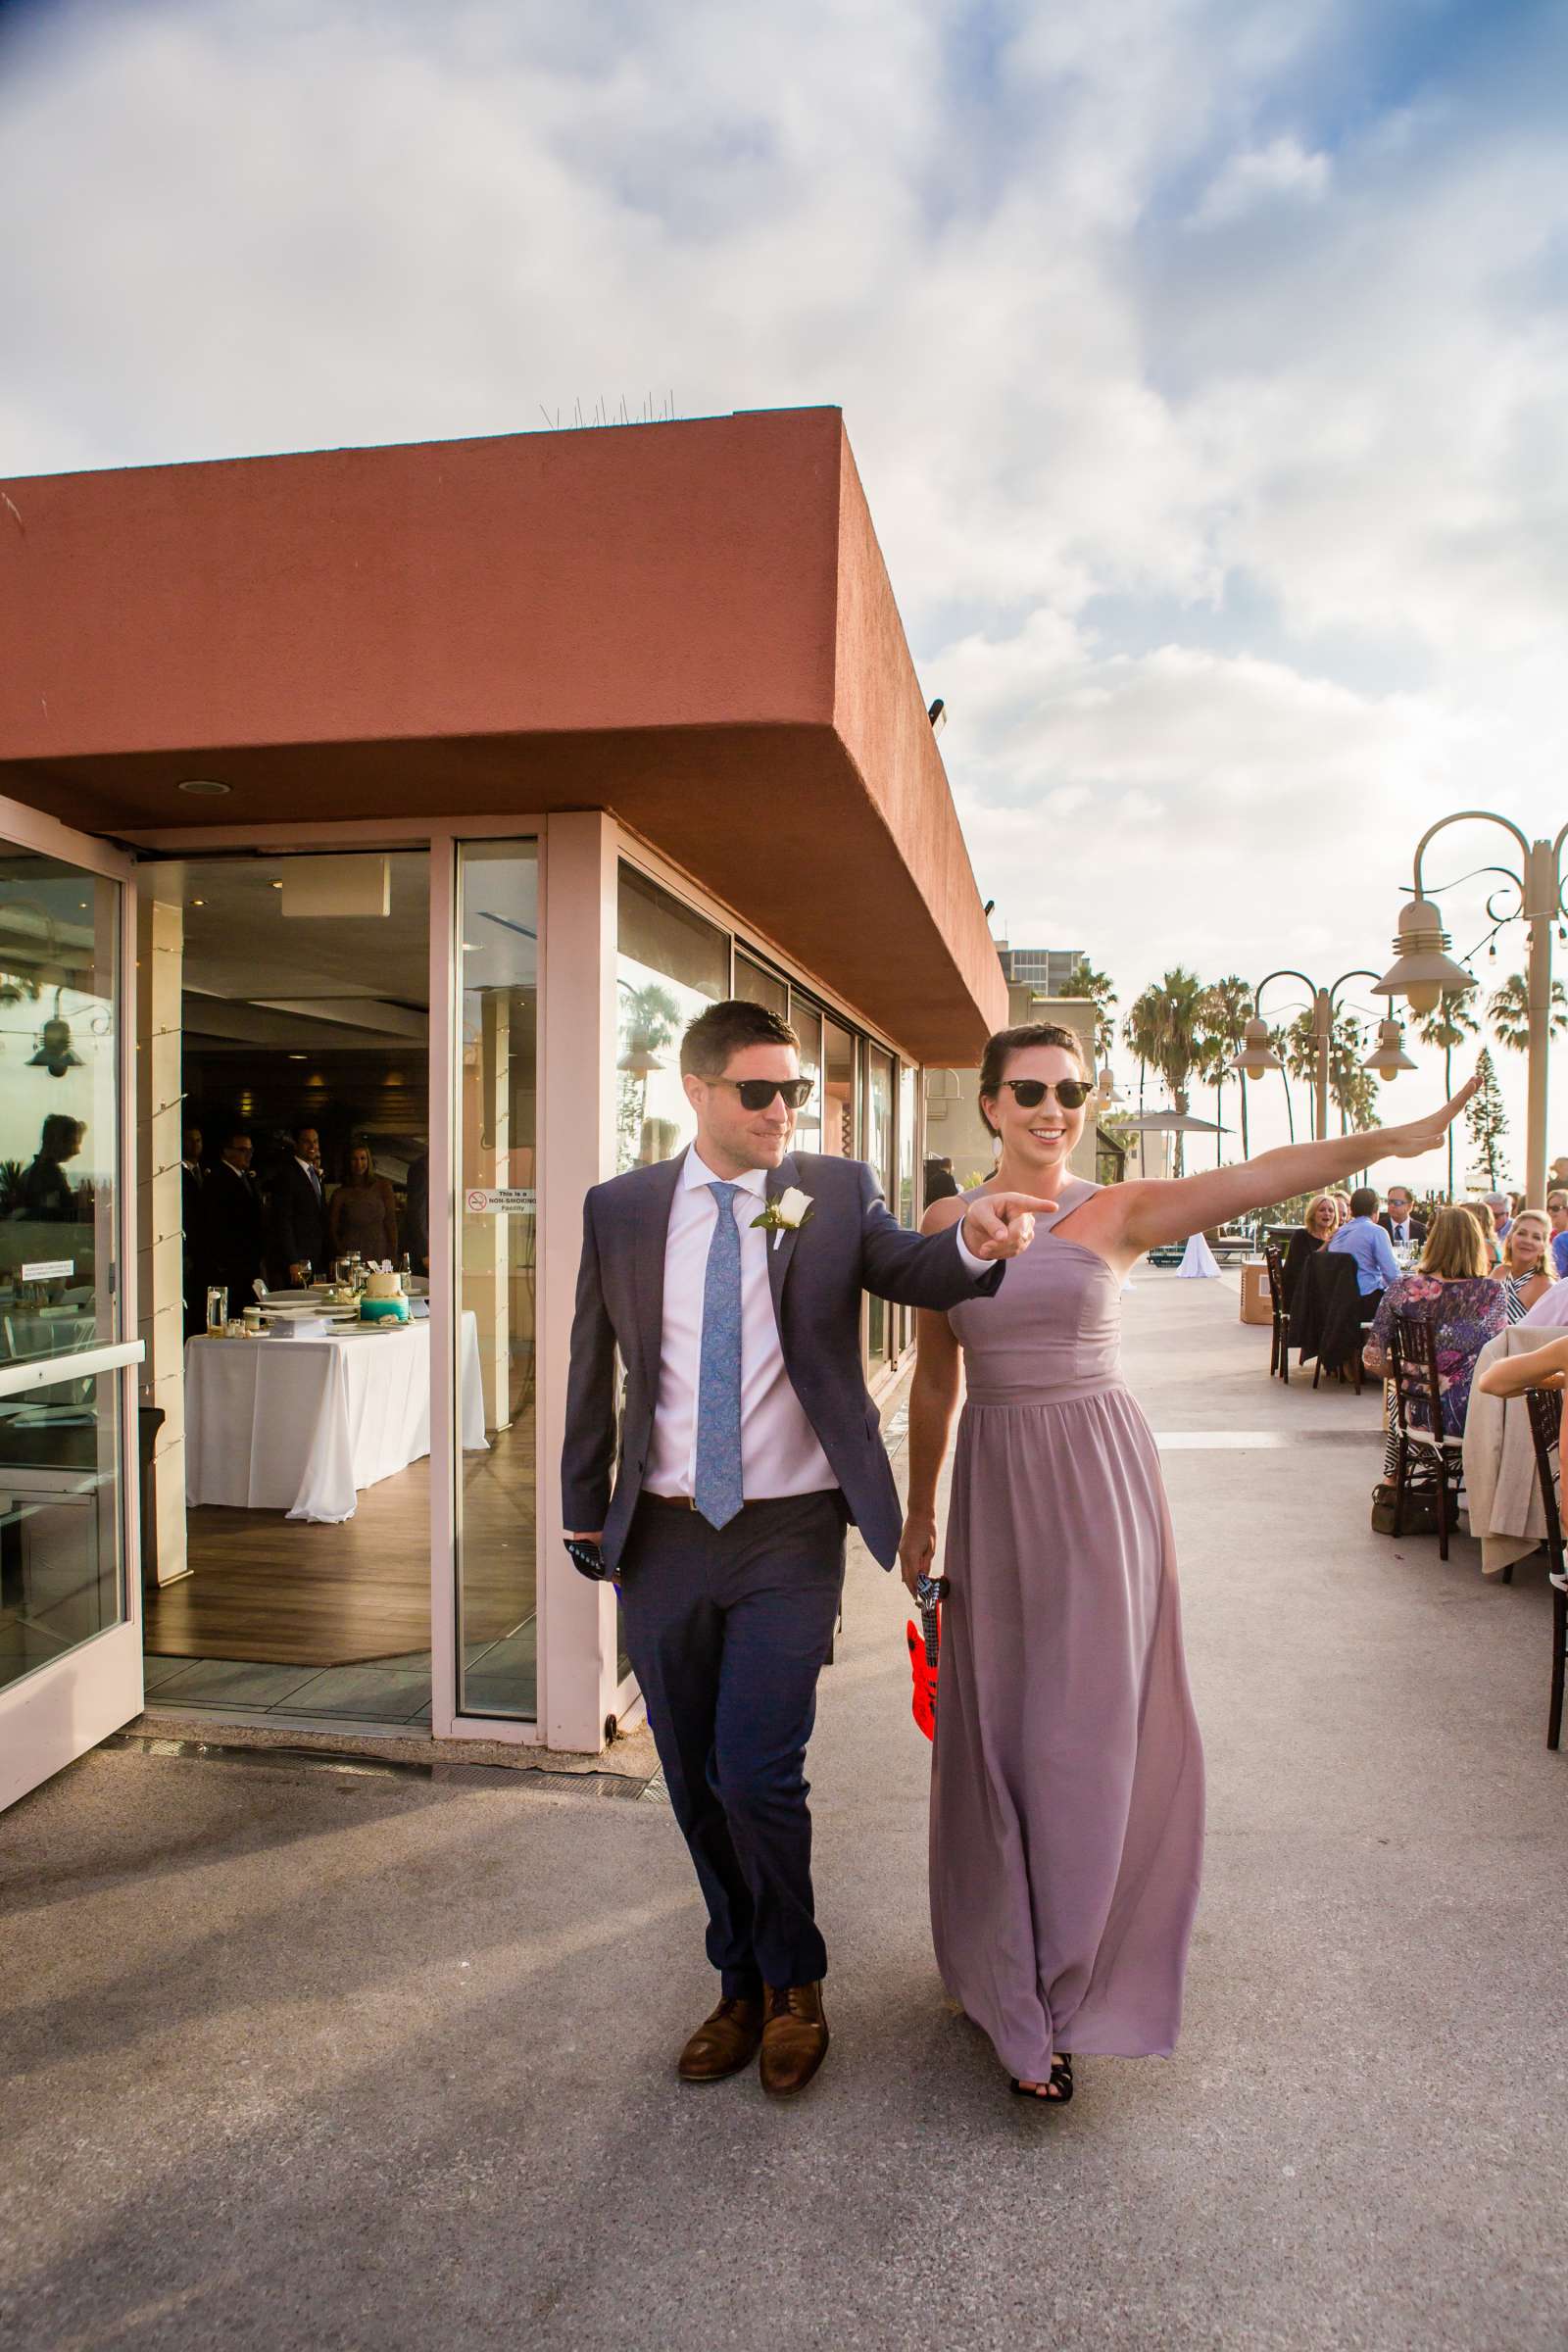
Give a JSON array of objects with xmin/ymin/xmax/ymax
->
[{"xmin": 184, "ymin": 1312, "xmax": 489, "ymax": 1523}]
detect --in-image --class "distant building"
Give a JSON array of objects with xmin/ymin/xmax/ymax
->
[{"xmin": 995, "ymin": 943, "xmax": 1085, "ymax": 997}]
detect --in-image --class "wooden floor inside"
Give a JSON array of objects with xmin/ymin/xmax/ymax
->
[{"xmin": 144, "ymin": 1420, "xmax": 537, "ymax": 1668}]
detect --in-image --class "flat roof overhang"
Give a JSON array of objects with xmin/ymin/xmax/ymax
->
[{"xmin": 0, "ymin": 408, "xmax": 1005, "ymax": 1062}]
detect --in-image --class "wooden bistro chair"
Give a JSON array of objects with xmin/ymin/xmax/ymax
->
[
  {"xmin": 1387, "ymin": 1311, "xmax": 1463, "ymax": 1560},
  {"xmin": 1524, "ymin": 1384, "xmax": 1568, "ymax": 1752},
  {"xmin": 1295, "ymin": 1249, "xmax": 1364, "ymax": 1396},
  {"xmin": 1263, "ymin": 1244, "xmax": 1291, "ymax": 1383}
]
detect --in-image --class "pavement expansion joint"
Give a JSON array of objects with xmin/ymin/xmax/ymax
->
[{"xmin": 104, "ymin": 1732, "xmax": 659, "ymax": 1800}]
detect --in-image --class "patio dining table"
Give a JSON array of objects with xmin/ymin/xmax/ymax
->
[{"xmin": 184, "ymin": 1311, "xmax": 488, "ymax": 1524}]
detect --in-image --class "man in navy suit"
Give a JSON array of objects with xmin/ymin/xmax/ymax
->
[
  {"xmin": 564, "ymin": 1001, "xmax": 1048, "ymax": 2096},
  {"xmin": 267, "ymin": 1121, "xmax": 330, "ymax": 1288}
]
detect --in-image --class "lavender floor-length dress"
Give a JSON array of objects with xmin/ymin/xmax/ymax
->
[{"xmin": 931, "ymin": 1182, "xmax": 1204, "ymax": 2077}]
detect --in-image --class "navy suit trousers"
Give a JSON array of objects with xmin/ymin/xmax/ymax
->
[{"xmin": 618, "ymin": 1491, "xmax": 846, "ymax": 1995}]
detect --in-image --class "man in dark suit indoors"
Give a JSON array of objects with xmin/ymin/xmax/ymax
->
[
  {"xmin": 200, "ymin": 1125, "xmax": 266, "ymax": 1320},
  {"xmin": 1378, "ymin": 1184, "xmax": 1429, "ymax": 1251},
  {"xmin": 267, "ymin": 1121, "xmax": 330, "ymax": 1287},
  {"xmin": 563, "ymin": 1000, "xmax": 1050, "ymax": 2098}
]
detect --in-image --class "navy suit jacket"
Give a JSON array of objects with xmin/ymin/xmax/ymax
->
[{"xmin": 562, "ymin": 1149, "xmax": 1002, "ymax": 1571}]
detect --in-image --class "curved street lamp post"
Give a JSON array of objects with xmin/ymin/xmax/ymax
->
[
  {"xmin": 1374, "ymin": 812, "xmax": 1568, "ymax": 1206},
  {"xmin": 1244, "ymin": 968, "xmax": 1403, "ymax": 1145}
]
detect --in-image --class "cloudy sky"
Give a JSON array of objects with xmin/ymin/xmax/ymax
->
[{"xmin": 5, "ymin": 0, "xmax": 1567, "ymax": 1186}]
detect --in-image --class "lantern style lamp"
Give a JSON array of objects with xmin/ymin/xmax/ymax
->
[
  {"xmin": 1362, "ymin": 1018, "xmax": 1418, "ymax": 1078},
  {"xmin": 1373, "ymin": 899, "xmax": 1475, "ymax": 1018},
  {"xmin": 1232, "ymin": 1016, "xmax": 1283, "ymax": 1076}
]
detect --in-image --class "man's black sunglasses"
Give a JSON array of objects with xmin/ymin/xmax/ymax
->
[
  {"xmin": 710, "ymin": 1077, "xmax": 815, "ymax": 1111},
  {"xmin": 999, "ymin": 1077, "xmax": 1096, "ymax": 1110}
]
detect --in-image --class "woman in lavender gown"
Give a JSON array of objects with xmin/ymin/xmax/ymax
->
[{"xmin": 901, "ymin": 1022, "xmax": 1477, "ymax": 2103}]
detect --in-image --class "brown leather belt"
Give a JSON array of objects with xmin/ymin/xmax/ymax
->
[{"xmin": 643, "ymin": 1493, "xmax": 699, "ymax": 1510}]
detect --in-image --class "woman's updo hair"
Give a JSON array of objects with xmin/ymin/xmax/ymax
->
[{"xmin": 977, "ymin": 1022, "xmax": 1092, "ymax": 1140}]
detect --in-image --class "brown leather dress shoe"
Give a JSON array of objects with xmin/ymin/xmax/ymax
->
[
  {"xmin": 677, "ymin": 1996, "xmax": 763, "ymax": 2083},
  {"xmin": 760, "ymin": 1982, "xmax": 830, "ymax": 2096}
]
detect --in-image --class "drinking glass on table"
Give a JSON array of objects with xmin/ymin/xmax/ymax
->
[{"xmin": 297, "ymin": 1259, "xmax": 313, "ymax": 1292}]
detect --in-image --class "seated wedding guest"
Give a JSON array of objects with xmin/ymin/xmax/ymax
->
[
  {"xmin": 923, "ymin": 1154, "xmax": 960, "ymax": 1206},
  {"xmin": 1378, "ymin": 1185, "xmax": 1428, "ymax": 1250},
  {"xmin": 1282, "ymin": 1191, "xmax": 1339, "ymax": 1307},
  {"xmin": 327, "ymin": 1139, "xmax": 400, "ymax": 1266},
  {"xmin": 268, "ymin": 1120, "xmax": 330, "ymax": 1286},
  {"xmin": 1462, "ymin": 1199, "xmax": 1503, "ymax": 1266},
  {"xmin": 1364, "ymin": 1205, "xmax": 1506, "ymax": 1437},
  {"xmin": 1483, "ymin": 1190, "xmax": 1514, "ymax": 1243},
  {"xmin": 1548, "ymin": 1190, "xmax": 1568, "ymax": 1279},
  {"xmin": 199, "ymin": 1124, "xmax": 265, "ymax": 1319},
  {"xmin": 1330, "ymin": 1190, "xmax": 1353, "ymax": 1226},
  {"xmin": 15, "ymin": 1113, "xmax": 86, "ymax": 1222},
  {"xmin": 1326, "ymin": 1185, "xmax": 1398, "ymax": 1317},
  {"xmin": 1491, "ymin": 1205, "xmax": 1554, "ymax": 1324}
]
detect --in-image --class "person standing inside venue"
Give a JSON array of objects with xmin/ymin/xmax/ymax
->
[
  {"xmin": 1490, "ymin": 1205, "xmax": 1553, "ymax": 1323},
  {"xmin": 1378, "ymin": 1185, "xmax": 1428, "ymax": 1250},
  {"xmin": 405, "ymin": 1152, "xmax": 430, "ymax": 1275},
  {"xmin": 181, "ymin": 1122, "xmax": 205, "ymax": 1338},
  {"xmin": 327, "ymin": 1140, "xmax": 400, "ymax": 1267},
  {"xmin": 16, "ymin": 1113, "xmax": 85, "ymax": 1222},
  {"xmin": 562, "ymin": 1000, "xmax": 1050, "ymax": 2098},
  {"xmin": 1326, "ymin": 1186, "xmax": 1400, "ymax": 1320},
  {"xmin": 900, "ymin": 1023, "xmax": 1476, "ymax": 2104},
  {"xmin": 267, "ymin": 1120, "xmax": 330, "ymax": 1287},
  {"xmin": 199, "ymin": 1125, "xmax": 265, "ymax": 1320}
]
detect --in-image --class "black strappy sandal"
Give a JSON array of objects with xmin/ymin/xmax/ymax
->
[{"xmin": 1010, "ymin": 2054, "xmax": 1073, "ymax": 2103}]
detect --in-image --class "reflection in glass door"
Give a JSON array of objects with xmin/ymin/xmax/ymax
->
[
  {"xmin": 455, "ymin": 843, "xmax": 539, "ymax": 1719},
  {"xmin": 0, "ymin": 822, "xmax": 140, "ymax": 1809},
  {"xmin": 865, "ymin": 1047, "xmax": 897, "ymax": 1365}
]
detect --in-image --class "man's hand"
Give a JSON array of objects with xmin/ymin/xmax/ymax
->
[
  {"xmin": 898, "ymin": 1508, "xmax": 937, "ymax": 1597},
  {"xmin": 960, "ymin": 1192, "xmax": 1057, "ymax": 1262}
]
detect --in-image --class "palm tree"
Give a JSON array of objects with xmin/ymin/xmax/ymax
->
[
  {"xmin": 1062, "ymin": 958, "xmax": 1118, "ymax": 1064},
  {"xmin": 1416, "ymin": 994, "xmax": 1480, "ymax": 1198},
  {"xmin": 1130, "ymin": 966, "xmax": 1207, "ymax": 1175},
  {"xmin": 1487, "ymin": 970, "xmax": 1568, "ymax": 1055},
  {"xmin": 1121, "ymin": 986, "xmax": 1165, "ymax": 1175},
  {"xmin": 1282, "ymin": 1005, "xmax": 1363, "ymax": 1139},
  {"xmin": 1198, "ymin": 976, "xmax": 1254, "ymax": 1158}
]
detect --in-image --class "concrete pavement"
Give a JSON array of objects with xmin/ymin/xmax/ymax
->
[{"xmin": 4, "ymin": 1266, "xmax": 1567, "ymax": 2350}]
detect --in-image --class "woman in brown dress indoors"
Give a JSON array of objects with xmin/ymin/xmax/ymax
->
[{"xmin": 327, "ymin": 1140, "xmax": 400, "ymax": 1266}]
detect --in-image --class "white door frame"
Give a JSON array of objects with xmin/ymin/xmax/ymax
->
[{"xmin": 0, "ymin": 793, "xmax": 144, "ymax": 1812}]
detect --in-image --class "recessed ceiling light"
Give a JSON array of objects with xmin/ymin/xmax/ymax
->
[
  {"xmin": 177, "ymin": 778, "xmax": 231, "ymax": 797},
  {"xmin": 288, "ymin": 1053, "xmax": 307, "ymax": 1061},
  {"xmin": 270, "ymin": 880, "xmax": 283, "ymax": 890},
  {"xmin": 189, "ymin": 898, "xmax": 205, "ymax": 907}
]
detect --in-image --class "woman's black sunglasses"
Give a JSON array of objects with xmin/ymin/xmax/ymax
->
[
  {"xmin": 999, "ymin": 1078, "xmax": 1095, "ymax": 1110},
  {"xmin": 712, "ymin": 1077, "xmax": 815, "ymax": 1111}
]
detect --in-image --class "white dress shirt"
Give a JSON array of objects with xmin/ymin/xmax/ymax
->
[{"xmin": 643, "ymin": 1148, "xmax": 988, "ymax": 1501}]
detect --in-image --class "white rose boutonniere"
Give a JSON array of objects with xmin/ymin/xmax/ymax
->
[{"xmin": 752, "ymin": 1186, "xmax": 814, "ymax": 1251}]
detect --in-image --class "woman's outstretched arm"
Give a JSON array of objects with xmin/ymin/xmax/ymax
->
[{"xmin": 1105, "ymin": 1073, "xmax": 1480, "ymax": 1258}]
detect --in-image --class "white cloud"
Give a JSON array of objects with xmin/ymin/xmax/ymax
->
[
  {"xmin": 1187, "ymin": 134, "xmax": 1331, "ymax": 228},
  {"xmin": 2, "ymin": 0, "xmax": 1567, "ymax": 1183}
]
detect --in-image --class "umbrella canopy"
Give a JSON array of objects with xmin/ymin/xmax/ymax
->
[{"xmin": 1108, "ymin": 1107, "xmax": 1229, "ymax": 1134}]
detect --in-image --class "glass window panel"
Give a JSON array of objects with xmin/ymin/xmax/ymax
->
[
  {"xmin": 0, "ymin": 1368, "xmax": 123, "ymax": 1695},
  {"xmin": 615, "ymin": 866, "xmax": 728, "ymax": 1173},
  {"xmin": 791, "ymin": 999, "xmax": 824, "ymax": 1153},
  {"xmin": 734, "ymin": 951, "xmax": 789, "ymax": 1021},
  {"xmin": 456, "ymin": 842, "xmax": 539, "ymax": 1721},
  {"xmin": 898, "ymin": 1062, "xmax": 918, "ymax": 1354},
  {"xmin": 820, "ymin": 1017, "xmax": 858, "ymax": 1160},
  {"xmin": 866, "ymin": 1048, "xmax": 896, "ymax": 1362},
  {"xmin": 0, "ymin": 852, "xmax": 120, "ymax": 1367}
]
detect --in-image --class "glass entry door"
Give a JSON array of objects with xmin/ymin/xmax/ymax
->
[{"xmin": 0, "ymin": 804, "xmax": 142, "ymax": 1811}]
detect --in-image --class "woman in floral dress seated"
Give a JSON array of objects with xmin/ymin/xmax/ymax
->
[{"xmin": 1363, "ymin": 1205, "xmax": 1507, "ymax": 1457}]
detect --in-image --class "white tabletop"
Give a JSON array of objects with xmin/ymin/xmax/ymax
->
[{"xmin": 184, "ymin": 1312, "xmax": 487, "ymax": 1523}]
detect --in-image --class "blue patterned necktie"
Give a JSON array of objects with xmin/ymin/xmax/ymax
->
[{"xmin": 695, "ymin": 1181, "xmax": 745, "ymax": 1530}]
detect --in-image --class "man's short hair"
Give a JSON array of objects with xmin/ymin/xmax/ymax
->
[
  {"xmin": 1348, "ymin": 1186, "xmax": 1379, "ymax": 1219},
  {"xmin": 680, "ymin": 999, "xmax": 800, "ymax": 1079}
]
